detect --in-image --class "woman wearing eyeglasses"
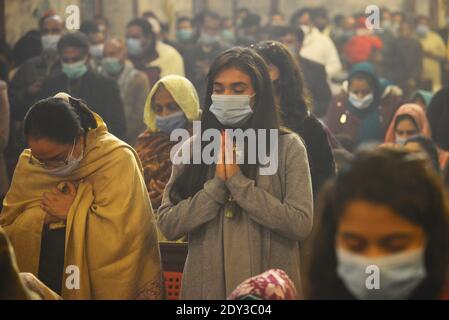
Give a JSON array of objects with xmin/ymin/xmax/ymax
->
[{"xmin": 0, "ymin": 93, "xmax": 163, "ymax": 300}]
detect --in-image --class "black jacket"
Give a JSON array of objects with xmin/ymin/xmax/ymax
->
[
  {"xmin": 38, "ymin": 69, "xmax": 126, "ymax": 139},
  {"xmin": 292, "ymin": 113, "xmax": 336, "ymax": 200},
  {"xmin": 299, "ymin": 57, "xmax": 332, "ymax": 118},
  {"xmin": 427, "ymin": 87, "xmax": 449, "ymax": 151}
]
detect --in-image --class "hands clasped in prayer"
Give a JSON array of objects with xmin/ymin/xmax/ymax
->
[{"xmin": 216, "ymin": 131, "xmax": 240, "ymax": 182}]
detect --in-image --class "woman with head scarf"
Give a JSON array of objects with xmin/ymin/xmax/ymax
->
[
  {"xmin": 1, "ymin": 93, "xmax": 162, "ymax": 300},
  {"xmin": 325, "ymin": 62, "xmax": 402, "ymax": 152},
  {"xmin": 135, "ymin": 75, "xmax": 201, "ymax": 210},
  {"xmin": 384, "ymin": 103, "xmax": 432, "ymax": 145}
]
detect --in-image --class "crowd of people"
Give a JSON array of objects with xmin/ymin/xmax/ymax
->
[{"xmin": 0, "ymin": 4, "xmax": 449, "ymax": 300}]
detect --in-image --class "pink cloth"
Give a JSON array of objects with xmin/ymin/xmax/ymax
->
[
  {"xmin": 227, "ymin": 269, "xmax": 298, "ymax": 300},
  {"xmin": 384, "ymin": 104, "xmax": 432, "ymax": 144}
]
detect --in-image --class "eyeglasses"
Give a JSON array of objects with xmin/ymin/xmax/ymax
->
[{"xmin": 29, "ymin": 138, "xmax": 77, "ymax": 169}]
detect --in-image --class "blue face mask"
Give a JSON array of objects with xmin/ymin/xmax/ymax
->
[
  {"xmin": 221, "ymin": 29, "xmax": 235, "ymax": 42},
  {"xmin": 62, "ymin": 59, "xmax": 88, "ymax": 80},
  {"xmin": 198, "ymin": 32, "xmax": 220, "ymax": 45},
  {"xmin": 210, "ymin": 94, "xmax": 255, "ymax": 127},
  {"xmin": 337, "ymin": 248, "xmax": 427, "ymax": 300},
  {"xmin": 156, "ymin": 111, "xmax": 187, "ymax": 134},
  {"xmin": 177, "ymin": 29, "xmax": 193, "ymax": 42},
  {"xmin": 101, "ymin": 57, "xmax": 124, "ymax": 76},
  {"xmin": 127, "ymin": 38, "xmax": 143, "ymax": 56}
]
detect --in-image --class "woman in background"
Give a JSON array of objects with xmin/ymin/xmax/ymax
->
[
  {"xmin": 253, "ymin": 41, "xmax": 335, "ymax": 200},
  {"xmin": 384, "ymin": 103, "xmax": 432, "ymax": 145},
  {"xmin": 135, "ymin": 75, "xmax": 200, "ymax": 210}
]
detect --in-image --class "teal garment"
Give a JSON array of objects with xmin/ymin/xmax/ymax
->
[
  {"xmin": 348, "ymin": 103, "xmax": 383, "ymax": 146},
  {"xmin": 347, "ymin": 62, "xmax": 383, "ymax": 146}
]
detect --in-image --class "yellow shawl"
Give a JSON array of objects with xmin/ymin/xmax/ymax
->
[{"xmin": 0, "ymin": 111, "xmax": 162, "ymax": 300}]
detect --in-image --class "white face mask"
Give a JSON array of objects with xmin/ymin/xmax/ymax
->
[
  {"xmin": 45, "ymin": 139, "xmax": 83, "ymax": 177},
  {"xmin": 395, "ymin": 134, "xmax": 419, "ymax": 146},
  {"xmin": 41, "ymin": 34, "xmax": 61, "ymax": 53},
  {"xmin": 210, "ymin": 94, "xmax": 255, "ymax": 127},
  {"xmin": 336, "ymin": 247, "xmax": 427, "ymax": 300},
  {"xmin": 349, "ymin": 92, "xmax": 374, "ymax": 110},
  {"xmin": 209, "ymin": 94, "xmax": 256, "ymax": 127}
]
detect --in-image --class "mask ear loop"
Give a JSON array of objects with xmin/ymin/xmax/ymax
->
[{"xmin": 65, "ymin": 138, "xmax": 77, "ymax": 164}]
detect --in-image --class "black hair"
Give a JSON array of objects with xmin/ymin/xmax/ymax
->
[
  {"xmin": 200, "ymin": 11, "xmax": 222, "ymax": 26},
  {"xmin": 80, "ymin": 20, "xmax": 100, "ymax": 35},
  {"xmin": 268, "ymin": 25, "xmax": 304, "ymax": 44},
  {"xmin": 169, "ymin": 47, "xmax": 284, "ymax": 203},
  {"xmin": 12, "ymin": 30, "xmax": 42, "ymax": 67},
  {"xmin": 241, "ymin": 13, "xmax": 261, "ymax": 29},
  {"xmin": 405, "ymin": 136, "xmax": 441, "ymax": 174},
  {"xmin": 0, "ymin": 40, "xmax": 12, "ymax": 82},
  {"xmin": 253, "ymin": 41, "xmax": 312, "ymax": 127},
  {"xmin": 127, "ymin": 18, "xmax": 155, "ymax": 38},
  {"xmin": 334, "ymin": 14, "xmax": 345, "ymax": 27},
  {"xmin": 176, "ymin": 16, "xmax": 192, "ymax": 28},
  {"xmin": 290, "ymin": 7, "xmax": 311, "ymax": 26},
  {"xmin": 24, "ymin": 97, "xmax": 97, "ymax": 145},
  {"xmin": 311, "ymin": 7, "xmax": 328, "ymax": 20},
  {"xmin": 57, "ymin": 32, "xmax": 89, "ymax": 55},
  {"xmin": 308, "ymin": 147, "xmax": 449, "ymax": 299},
  {"xmin": 394, "ymin": 114, "xmax": 419, "ymax": 132}
]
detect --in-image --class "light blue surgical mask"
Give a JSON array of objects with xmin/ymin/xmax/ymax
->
[
  {"xmin": 395, "ymin": 134, "xmax": 419, "ymax": 146},
  {"xmin": 62, "ymin": 59, "xmax": 88, "ymax": 80},
  {"xmin": 221, "ymin": 29, "xmax": 235, "ymax": 43},
  {"xmin": 337, "ymin": 247, "xmax": 427, "ymax": 300},
  {"xmin": 382, "ymin": 20, "xmax": 393, "ymax": 30},
  {"xmin": 349, "ymin": 92, "xmax": 374, "ymax": 110},
  {"xmin": 101, "ymin": 57, "xmax": 123, "ymax": 76},
  {"xmin": 210, "ymin": 94, "xmax": 255, "ymax": 127},
  {"xmin": 198, "ymin": 32, "xmax": 220, "ymax": 45},
  {"xmin": 156, "ymin": 111, "xmax": 187, "ymax": 134},
  {"xmin": 41, "ymin": 34, "xmax": 61, "ymax": 53},
  {"xmin": 89, "ymin": 43, "xmax": 104, "ymax": 60},
  {"xmin": 127, "ymin": 38, "xmax": 143, "ymax": 56},
  {"xmin": 177, "ymin": 29, "xmax": 193, "ymax": 42},
  {"xmin": 416, "ymin": 25, "xmax": 430, "ymax": 37}
]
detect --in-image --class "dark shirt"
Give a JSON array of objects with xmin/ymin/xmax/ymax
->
[{"xmin": 38, "ymin": 69, "xmax": 126, "ymax": 139}]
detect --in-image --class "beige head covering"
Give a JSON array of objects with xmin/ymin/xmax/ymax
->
[{"xmin": 144, "ymin": 75, "xmax": 201, "ymax": 132}]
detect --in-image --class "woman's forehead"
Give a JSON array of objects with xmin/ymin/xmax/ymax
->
[
  {"xmin": 28, "ymin": 138, "xmax": 69, "ymax": 160},
  {"xmin": 214, "ymin": 68, "xmax": 252, "ymax": 86}
]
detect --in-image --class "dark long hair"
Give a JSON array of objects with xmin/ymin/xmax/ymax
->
[
  {"xmin": 308, "ymin": 147, "xmax": 449, "ymax": 299},
  {"xmin": 24, "ymin": 97, "xmax": 97, "ymax": 145},
  {"xmin": 252, "ymin": 41, "xmax": 312, "ymax": 129},
  {"xmin": 169, "ymin": 47, "xmax": 283, "ymax": 203}
]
